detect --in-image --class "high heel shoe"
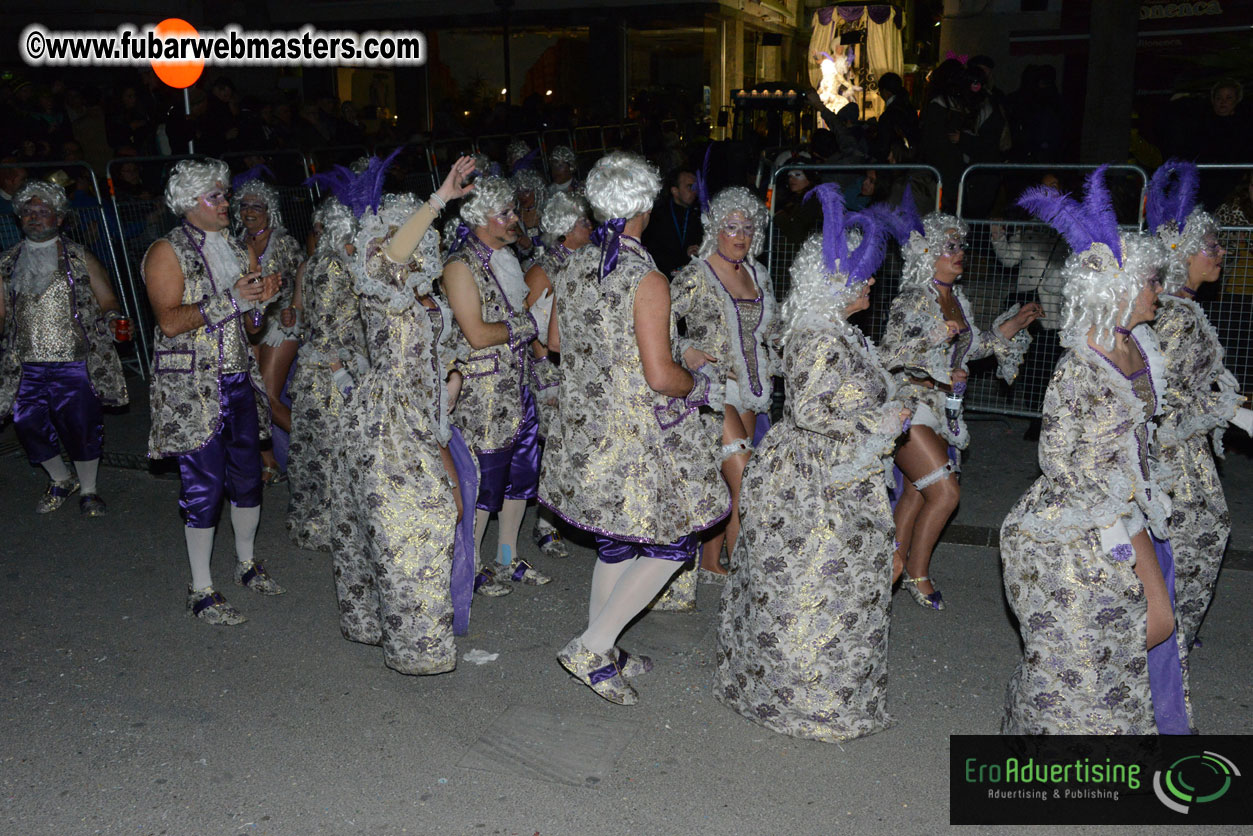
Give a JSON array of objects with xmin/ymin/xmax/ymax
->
[{"xmin": 902, "ymin": 574, "xmax": 945, "ymax": 610}]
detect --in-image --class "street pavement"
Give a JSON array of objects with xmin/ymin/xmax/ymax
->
[{"xmin": 1, "ymin": 395, "xmax": 1251, "ymax": 836}]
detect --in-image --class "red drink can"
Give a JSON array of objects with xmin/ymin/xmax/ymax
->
[{"xmin": 113, "ymin": 318, "xmax": 131, "ymax": 342}]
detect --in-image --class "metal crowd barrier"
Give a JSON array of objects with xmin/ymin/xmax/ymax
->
[
  {"xmin": 764, "ymin": 163, "xmax": 942, "ymax": 344},
  {"xmin": 954, "ymin": 164, "xmax": 1150, "ymax": 418},
  {"xmin": 0, "ymin": 160, "xmax": 145, "ymax": 379},
  {"xmin": 1195, "ymin": 163, "xmax": 1253, "ymax": 395}
]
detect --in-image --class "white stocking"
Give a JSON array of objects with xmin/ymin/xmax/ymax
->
[
  {"xmin": 580, "ymin": 557, "xmax": 683, "ymax": 653},
  {"xmin": 473, "ymin": 509, "xmax": 491, "ymax": 569},
  {"xmin": 587, "ymin": 557, "xmax": 634, "ymax": 625},
  {"xmin": 186, "ymin": 526, "xmax": 216, "ymax": 590},
  {"xmin": 73, "ymin": 459, "xmax": 99, "ymax": 494},
  {"xmin": 40, "ymin": 455, "xmax": 71, "ymax": 482},
  {"xmin": 231, "ymin": 504, "xmax": 261, "ymax": 565}
]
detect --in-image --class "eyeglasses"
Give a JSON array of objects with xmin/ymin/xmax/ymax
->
[
  {"xmin": 18, "ymin": 205, "xmax": 55, "ymax": 219},
  {"xmin": 721, "ymin": 222, "xmax": 755, "ymax": 238}
]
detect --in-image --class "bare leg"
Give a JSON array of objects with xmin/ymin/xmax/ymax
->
[
  {"xmin": 701, "ymin": 406, "xmax": 751, "ymax": 573},
  {"xmin": 894, "ymin": 426, "xmax": 959, "ymax": 597},
  {"xmin": 1131, "ymin": 530, "xmax": 1174, "ymax": 650},
  {"xmin": 258, "ymin": 339, "xmax": 299, "ymax": 434},
  {"xmin": 892, "ymin": 479, "xmax": 924, "ymax": 584}
]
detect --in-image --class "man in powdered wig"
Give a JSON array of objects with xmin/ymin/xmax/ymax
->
[
  {"xmin": 143, "ymin": 158, "xmax": 284, "ymax": 626},
  {"xmin": 443, "ymin": 175, "xmax": 551, "ymax": 596},
  {"xmin": 0, "ymin": 180, "xmax": 129, "ymax": 517}
]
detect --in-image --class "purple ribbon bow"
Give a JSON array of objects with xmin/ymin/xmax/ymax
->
[{"xmin": 592, "ymin": 217, "xmax": 627, "ymax": 278}]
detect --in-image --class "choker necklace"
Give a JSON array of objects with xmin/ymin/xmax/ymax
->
[
  {"xmin": 932, "ymin": 278, "xmax": 953, "ymax": 289},
  {"xmin": 715, "ymin": 250, "xmax": 745, "ymax": 270},
  {"xmin": 1179, "ymin": 285, "xmax": 1198, "ymax": 298},
  {"xmin": 1114, "ymin": 326, "xmax": 1132, "ymax": 336}
]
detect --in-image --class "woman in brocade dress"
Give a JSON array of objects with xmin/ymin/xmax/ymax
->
[
  {"xmin": 715, "ymin": 185, "xmax": 909, "ymax": 742},
  {"xmin": 879, "ymin": 207, "xmax": 1039, "ymax": 609},
  {"xmin": 1001, "ymin": 168, "xmax": 1189, "ymax": 734},
  {"xmin": 1146, "ymin": 160, "xmax": 1252, "ymax": 653},
  {"xmin": 285, "ymin": 199, "xmax": 366, "ymax": 551},
  {"xmin": 231, "ymin": 175, "xmax": 304, "ymax": 481},
  {"xmin": 522, "ymin": 190, "xmax": 593, "ymax": 559},
  {"xmin": 330, "ymin": 157, "xmax": 477, "ymax": 676},
  {"xmin": 671, "ymin": 186, "xmax": 780, "ymax": 583}
]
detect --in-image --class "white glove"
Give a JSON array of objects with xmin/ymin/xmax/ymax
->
[{"xmin": 1231, "ymin": 406, "xmax": 1253, "ymax": 436}]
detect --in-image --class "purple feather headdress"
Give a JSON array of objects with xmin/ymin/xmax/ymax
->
[
  {"xmin": 303, "ymin": 147, "xmax": 403, "ymax": 219},
  {"xmin": 804, "ymin": 184, "xmax": 887, "ymax": 286},
  {"xmin": 231, "ymin": 164, "xmax": 276, "ymax": 191},
  {"xmin": 1145, "ymin": 159, "xmax": 1199, "ymax": 236},
  {"xmin": 693, "ymin": 144, "xmax": 713, "ymax": 216},
  {"xmin": 1017, "ymin": 164, "xmax": 1123, "ymax": 266},
  {"xmin": 873, "ymin": 184, "xmax": 925, "ymax": 247}
]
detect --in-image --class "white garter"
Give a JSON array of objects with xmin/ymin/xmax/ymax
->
[
  {"xmin": 721, "ymin": 437, "xmax": 753, "ymax": 461},
  {"xmin": 912, "ymin": 462, "xmax": 955, "ymax": 491}
]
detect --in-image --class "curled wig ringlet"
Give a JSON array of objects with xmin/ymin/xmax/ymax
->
[
  {"xmin": 1058, "ymin": 232, "xmax": 1167, "ymax": 351},
  {"xmin": 540, "ymin": 191, "xmax": 589, "ymax": 248},
  {"xmin": 231, "ymin": 179, "xmax": 285, "ymax": 234},
  {"xmin": 13, "ymin": 180, "xmax": 68, "ymax": 219},
  {"xmin": 900, "ymin": 212, "xmax": 967, "ymax": 288},
  {"xmin": 584, "ymin": 151, "xmax": 660, "ymax": 223},
  {"xmin": 505, "ymin": 140, "xmax": 530, "ymax": 168},
  {"xmin": 313, "ymin": 198, "xmax": 356, "ymax": 254},
  {"xmin": 353, "ymin": 191, "xmax": 443, "ymax": 298},
  {"xmin": 459, "ymin": 176, "xmax": 517, "ymax": 228},
  {"xmin": 780, "ymin": 229, "xmax": 867, "ymax": 339},
  {"xmin": 511, "ymin": 168, "xmax": 546, "ymax": 198},
  {"xmin": 697, "ymin": 186, "xmax": 768, "ymax": 260},
  {"xmin": 549, "ymin": 145, "xmax": 576, "ymax": 168},
  {"xmin": 164, "ymin": 157, "xmax": 230, "ymax": 216},
  {"xmin": 1145, "ymin": 160, "xmax": 1219, "ymax": 293}
]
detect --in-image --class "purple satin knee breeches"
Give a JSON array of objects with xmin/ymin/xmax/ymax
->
[
  {"xmin": 13, "ymin": 361, "xmax": 103, "ymax": 464},
  {"xmin": 176, "ymin": 373, "xmax": 263, "ymax": 528},
  {"xmin": 474, "ymin": 385, "xmax": 540, "ymax": 512}
]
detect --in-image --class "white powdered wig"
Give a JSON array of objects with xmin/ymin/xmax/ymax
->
[
  {"xmin": 780, "ymin": 230, "xmax": 865, "ymax": 340},
  {"xmin": 511, "ymin": 168, "xmax": 546, "ymax": 197},
  {"xmin": 697, "ymin": 186, "xmax": 768, "ymax": 260},
  {"xmin": 540, "ymin": 191, "xmax": 589, "ymax": 248},
  {"xmin": 231, "ymin": 179, "xmax": 285, "ymax": 234},
  {"xmin": 13, "ymin": 180, "xmax": 68, "ymax": 218},
  {"xmin": 164, "ymin": 158, "xmax": 230, "ymax": 216},
  {"xmin": 1059, "ymin": 232, "xmax": 1168, "ymax": 350},
  {"xmin": 900, "ymin": 212, "xmax": 967, "ymax": 288},
  {"xmin": 313, "ymin": 197, "xmax": 356, "ymax": 254},
  {"xmin": 549, "ymin": 145, "xmax": 576, "ymax": 168},
  {"xmin": 459, "ymin": 175, "xmax": 517, "ymax": 228},
  {"xmin": 505, "ymin": 140, "xmax": 530, "ymax": 168},
  {"xmin": 1158, "ymin": 207, "xmax": 1220, "ymax": 293},
  {"xmin": 584, "ymin": 151, "xmax": 660, "ymax": 222}
]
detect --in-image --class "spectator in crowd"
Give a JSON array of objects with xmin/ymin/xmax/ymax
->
[
  {"xmin": 1007, "ymin": 65, "xmax": 1064, "ymax": 164},
  {"xmin": 0, "ymin": 160, "xmax": 28, "ymax": 249},
  {"xmin": 1215, "ymin": 171, "xmax": 1253, "ymax": 391},
  {"xmin": 201, "ymin": 78, "xmax": 242, "ymax": 155},
  {"xmin": 641, "ymin": 166, "xmax": 702, "ymax": 278},
  {"xmin": 770, "ymin": 151, "xmax": 822, "ymax": 247},
  {"xmin": 106, "ymin": 85, "xmax": 155, "ymax": 155},
  {"xmin": 1196, "ymin": 79, "xmax": 1253, "ymax": 207},
  {"xmin": 874, "ymin": 72, "xmax": 920, "ymax": 162},
  {"xmin": 918, "ymin": 59, "xmax": 971, "ymax": 213}
]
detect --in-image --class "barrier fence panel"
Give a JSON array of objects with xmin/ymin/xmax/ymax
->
[
  {"xmin": 956, "ymin": 164, "xmax": 1149, "ymax": 418},
  {"xmin": 106, "ymin": 153, "xmax": 202, "ymax": 377},
  {"xmin": 1, "ymin": 160, "xmax": 146, "ymax": 379},
  {"xmin": 573, "ymin": 125, "xmax": 605, "ymax": 175},
  {"xmin": 303, "ymin": 145, "xmax": 371, "ymax": 178},
  {"xmin": 374, "ymin": 143, "xmax": 438, "ymax": 199},
  {"xmin": 430, "ymin": 138, "xmax": 474, "ymax": 181},
  {"xmin": 1197, "ymin": 163, "xmax": 1253, "ymax": 396},
  {"xmin": 764, "ymin": 164, "xmax": 942, "ymax": 346}
]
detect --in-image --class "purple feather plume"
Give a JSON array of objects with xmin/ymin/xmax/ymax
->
[
  {"xmin": 842, "ymin": 208, "xmax": 888, "ymax": 286},
  {"xmin": 872, "ymin": 185, "xmax": 924, "ymax": 247},
  {"xmin": 805, "ymin": 184, "xmax": 848, "ymax": 273},
  {"xmin": 1081, "ymin": 165, "xmax": 1123, "ymax": 265},
  {"xmin": 1146, "ymin": 159, "xmax": 1199, "ymax": 236},
  {"xmin": 305, "ymin": 147, "xmax": 403, "ymax": 219},
  {"xmin": 693, "ymin": 144, "xmax": 713, "ymax": 215},
  {"xmin": 511, "ymin": 147, "xmax": 541, "ymax": 174},
  {"xmin": 231, "ymin": 164, "xmax": 276, "ymax": 191}
]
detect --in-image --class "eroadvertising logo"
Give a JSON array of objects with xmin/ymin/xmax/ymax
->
[
  {"xmin": 1153, "ymin": 750, "xmax": 1240, "ymax": 814},
  {"xmin": 950, "ymin": 736, "xmax": 1251, "ymax": 825}
]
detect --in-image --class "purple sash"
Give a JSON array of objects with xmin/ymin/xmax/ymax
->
[
  {"xmin": 1148, "ymin": 534, "xmax": 1191, "ymax": 734},
  {"xmin": 450, "ymin": 426, "xmax": 479, "ymax": 636}
]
